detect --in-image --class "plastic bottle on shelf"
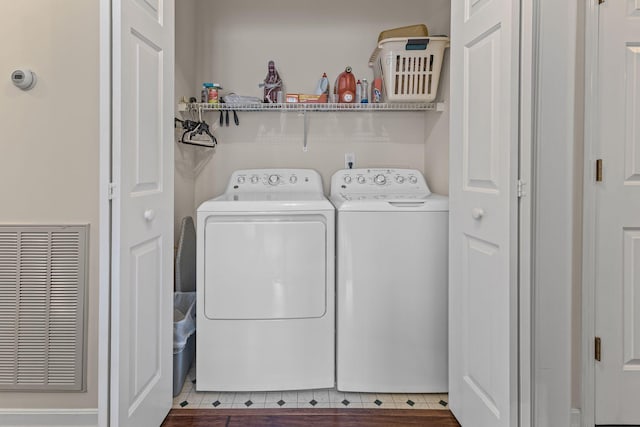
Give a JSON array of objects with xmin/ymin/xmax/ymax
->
[
  {"xmin": 335, "ymin": 66, "xmax": 356, "ymax": 103},
  {"xmin": 315, "ymin": 73, "xmax": 330, "ymax": 96},
  {"xmin": 356, "ymin": 80, "xmax": 362, "ymax": 103},
  {"xmin": 361, "ymin": 78, "xmax": 369, "ymax": 103},
  {"xmin": 201, "ymin": 83, "xmax": 212, "ymax": 103},
  {"xmin": 208, "ymin": 83, "xmax": 221, "ymax": 104},
  {"xmin": 372, "ymin": 78, "xmax": 383, "ymax": 103}
]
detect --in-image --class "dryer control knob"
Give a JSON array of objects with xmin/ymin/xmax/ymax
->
[
  {"xmin": 289, "ymin": 175, "xmax": 298, "ymax": 184},
  {"xmin": 374, "ymin": 174, "xmax": 387, "ymax": 185},
  {"xmin": 344, "ymin": 175, "xmax": 352, "ymax": 184},
  {"xmin": 357, "ymin": 175, "xmax": 366, "ymax": 184},
  {"xmin": 395, "ymin": 175, "xmax": 405, "ymax": 184},
  {"xmin": 250, "ymin": 175, "xmax": 259, "ymax": 184},
  {"xmin": 268, "ymin": 174, "xmax": 280, "ymax": 185},
  {"xmin": 408, "ymin": 175, "xmax": 418, "ymax": 184},
  {"xmin": 237, "ymin": 176, "xmax": 246, "ymax": 184}
]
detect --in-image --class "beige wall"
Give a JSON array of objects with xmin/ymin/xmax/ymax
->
[
  {"xmin": 184, "ymin": 0, "xmax": 450, "ymax": 204},
  {"xmin": 0, "ymin": 0, "xmax": 99, "ymax": 409},
  {"xmin": 175, "ymin": 0, "xmax": 198, "ymax": 244},
  {"xmin": 423, "ymin": 5, "xmax": 451, "ymax": 196}
]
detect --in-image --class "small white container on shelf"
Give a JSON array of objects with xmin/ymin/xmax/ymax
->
[{"xmin": 369, "ymin": 36, "xmax": 449, "ymax": 103}]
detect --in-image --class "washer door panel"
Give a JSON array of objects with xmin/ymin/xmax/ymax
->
[{"xmin": 204, "ymin": 214, "xmax": 327, "ymax": 320}]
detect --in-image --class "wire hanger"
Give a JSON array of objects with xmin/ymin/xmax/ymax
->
[{"xmin": 175, "ymin": 117, "xmax": 217, "ymax": 148}]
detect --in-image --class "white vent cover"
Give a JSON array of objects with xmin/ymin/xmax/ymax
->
[{"xmin": 0, "ymin": 225, "xmax": 87, "ymax": 391}]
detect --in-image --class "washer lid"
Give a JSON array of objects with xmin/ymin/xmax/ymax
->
[{"xmin": 331, "ymin": 193, "xmax": 448, "ymax": 212}]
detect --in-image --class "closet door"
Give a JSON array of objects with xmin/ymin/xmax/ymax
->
[
  {"xmin": 111, "ymin": 0, "xmax": 175, "ymax": 426},
  {"xmin": 449, "ymin": 0, "xmax": 520, "ymax": 426},
  {"xmin": 594, "ymin": 0, "xmax": 640, "ymax": 423}
]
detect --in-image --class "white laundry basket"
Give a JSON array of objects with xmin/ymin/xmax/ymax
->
[{"xmin": 369, "ymin": 36, "xmax": 449, "ymax": 102}]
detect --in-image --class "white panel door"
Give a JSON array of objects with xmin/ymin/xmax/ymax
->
[
  {"xmin": 449, "ymin": 0, "xmax": 520, "ymax": 426},
  {"xmin": 111, "ymin": 0, "xmax": 174, "ymax": 426},
  {"xmin": 595, "ymin": 0, "xmax": 640, "ymax": 423}
]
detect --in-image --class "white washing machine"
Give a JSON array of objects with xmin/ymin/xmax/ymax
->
[
  {"xmin": 196, "ymin": 169, "xmax": 335, "ymax": 391},
  {"xmin": 330, "ymin": 168, "xmax": 448, "ymax": 393}
]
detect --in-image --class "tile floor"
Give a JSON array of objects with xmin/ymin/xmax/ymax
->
[{"xmin": 173, "ymin": 365, "xmax": 449, "ymax": 410}]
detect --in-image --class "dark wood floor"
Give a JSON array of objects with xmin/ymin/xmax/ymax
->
[{"xmin": 161, "ymin": 408, "xmax": 461, "ymax": 427}]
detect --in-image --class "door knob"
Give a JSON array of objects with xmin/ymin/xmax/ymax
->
[
  {"xmin": 471, "ymin": 208, "xmax": 485, "ymax": 220},
  {"xmin": 144, "ymin": 209, "xmax": 156, "ymax": 221}
]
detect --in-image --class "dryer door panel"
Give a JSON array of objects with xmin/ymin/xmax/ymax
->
[{"xmin": 204, "ymin": 214, "xmax": 327, "ymax": 320}]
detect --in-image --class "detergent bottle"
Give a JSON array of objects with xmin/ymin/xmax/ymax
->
[
  {"xmin": 335, "ymin": 66, "xmax": 356, "ymax": 103},
  {"xmin": 315, "ymin": 72, "xmax": 330, "ymax": 96}
]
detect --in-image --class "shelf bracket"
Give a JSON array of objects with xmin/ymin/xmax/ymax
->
[{"xmin": 302, "ymin": 111, "xmax": 309, "ymax": 152}]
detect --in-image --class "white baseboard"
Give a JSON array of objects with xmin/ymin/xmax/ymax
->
[
  {"xmin": 0, "ymin": 408, "xmax": 98, "ymax": 427},
  {"xmin": 571, "ymin": 408, "xmax": 581, "ymax": 427}
]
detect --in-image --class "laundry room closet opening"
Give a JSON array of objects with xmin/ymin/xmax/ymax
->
[
  {"xmin": 174, "ymin": 0, "xmax": 451, "ymax": 234},
  {"xmin": 107, "ymin": 0, "xmax": 583, "ymax": 422}
]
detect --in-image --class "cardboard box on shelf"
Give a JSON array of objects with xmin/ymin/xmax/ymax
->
[{"xmin": 285, "ymin": 93, "xmax": 328, "ymax": 103}]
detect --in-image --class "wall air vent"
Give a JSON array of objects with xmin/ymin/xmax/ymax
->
[{"xmin": 0, "ymin": 225, "xmax": 87, "ymax": 391}]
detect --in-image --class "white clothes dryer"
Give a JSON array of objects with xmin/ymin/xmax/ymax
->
[
  {"xmin": 330, "ymin": 168, "xmax": 448, "ymax": 393},
  {"xmin": 196, "ymin": 169, "xmax": 335, "ymax": 391}
]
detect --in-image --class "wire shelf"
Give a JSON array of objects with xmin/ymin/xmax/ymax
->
[
  {"xmin": 182, "ymin": 101, "xmax": 445, "ymax": 152},
  {"xmin": 188, "ymin": 102, "xmax": 443, "ymax": 112}
]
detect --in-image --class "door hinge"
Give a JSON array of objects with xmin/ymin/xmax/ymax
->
[
  {"xmin": 517, "ymin": 180, "xmax": 525, "ymax": 198},
  {"xmin": 596, "ymin": 159, "xmax": 603, "ymax": 182},
  {"xmin": 595, "ymin": 336, "xmax": 602, "ymax": 361},
  {"xmin": 598, "ymin": 0, "xmax": 605, "ymax": 4},
  {"xmin": 108, "ymin": 183, "xmax": 116, "ymax": 200}
]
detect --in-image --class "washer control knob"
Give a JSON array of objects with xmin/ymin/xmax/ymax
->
[
  {"xmin": 408, "ymin": 175, "xmax": 418, "ymax": 184},
  {"xmin": 357, "ymin": 175, "xmax": 366, "ymax": 184},
  {"xmin": 268, "ymin": 174, "xmax": 280, "ymax": 185},
  {"xmin": 250, "ymin": 175, "xmax": 259, "ymax": 184},
  {"xmin": 374, "ymin": 174, "xmax": 387, "ymax": 185},
  {"xmin": 344, "ymin": 175, "xmax": 352, "ymax": 184},
  {"xmin": 289, "ymin": 175, "xmax": 298, "ymax": 184},
  {"xmin": 395, "ymin": 175, "xmax": 405, "ymax": 184},
  {"xmin": 237, "ymin": 176, "xmax": 246, "ymax": 184}
]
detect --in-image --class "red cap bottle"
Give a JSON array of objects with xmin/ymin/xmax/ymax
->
[{"xmin": 335, "ymin": 66, "xmax": 356, "ymax": 103}]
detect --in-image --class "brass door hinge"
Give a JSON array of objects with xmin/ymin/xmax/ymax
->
[
  {"xmin": 598, "ymin": 0, "xmax": 605, "ymax": 4},
  {"xmin": 595, "ymin": 337, "xmax": 602, "ymax": 361},
  {"xmin": 596, "ymin": 159, "xmax": 603, "ymax": 182}
]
